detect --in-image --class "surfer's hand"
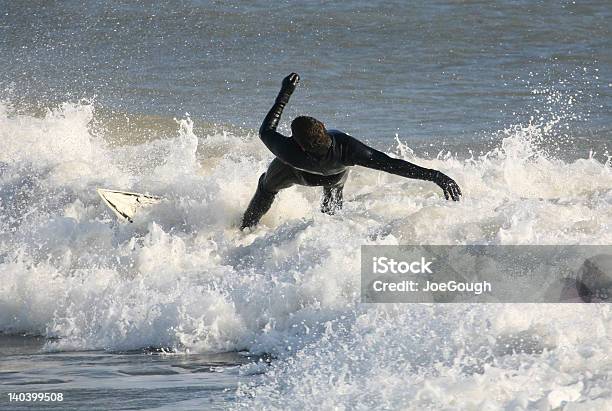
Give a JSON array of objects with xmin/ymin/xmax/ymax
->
[
  {"xmin": 281, "ymin": 73, "xmax": 300, "ymax": 95},
  {"xmin": 433, "ymin": 172, "xmax": 462, "ymax": 201}
]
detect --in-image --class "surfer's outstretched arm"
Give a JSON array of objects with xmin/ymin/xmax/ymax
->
[{"xmin": 344, "ymin": 135, "xmax": 462, "ymax": 201}]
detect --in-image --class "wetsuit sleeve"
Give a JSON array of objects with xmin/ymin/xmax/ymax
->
[
  {"xmin": 259, "ymin": 89, "xmax": 319, "ymax": 171},
  {"xmin": 343, "ymin": 135, "xmax": 440, "ymax": 182},
  {"xmin": 259, "ymin": 91, "xmax": 306, "ymax": 162},
  {"xmin": 259, "ymin": 89, "xmax": 291, "ymax": 143}
]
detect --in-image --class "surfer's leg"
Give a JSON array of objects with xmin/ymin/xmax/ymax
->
[
  {"xmin": 241, "ymin": 175, "xmax": 276, "ymax": 229},
  {"xmin": 321, "ymin": 185, "xmax": 344, "ymax": 215},
  {"xmin": 241, "ymin": 159, "xmax": 297, "ymax": 229},
  {"xmin": 321, "ymin": 172, "xmax": 348, "ymax": 215}
]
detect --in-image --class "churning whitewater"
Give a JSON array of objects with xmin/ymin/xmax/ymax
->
[{"xmin": 1, "ymin": 99, "xmax": 611, "ymax": 409}]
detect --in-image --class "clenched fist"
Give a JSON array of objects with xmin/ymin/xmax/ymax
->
[{"xmin": 281, "ymin": 73, "xmax": 300, "ymax": 95}]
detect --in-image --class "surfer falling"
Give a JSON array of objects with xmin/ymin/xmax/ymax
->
[{"xmin": 241, "ymin": 73, "xmax": 462, "ymax": 229}]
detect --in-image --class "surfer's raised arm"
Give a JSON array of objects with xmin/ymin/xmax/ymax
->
[
  {"xmin": 257, "ymin": 73, "xmax": 319, "ymax": 170},
  {"xmin": 340, "ymin": 132, "xmax": 462, "ymax": 201},
  {"xmin": 259, "ymin": 73, "xmax": 300, "ymax": 146}
]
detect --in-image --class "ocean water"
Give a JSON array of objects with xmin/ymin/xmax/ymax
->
[{"xmin": 1, "ymin": 1, "xmax": 611, "ymax": 410}]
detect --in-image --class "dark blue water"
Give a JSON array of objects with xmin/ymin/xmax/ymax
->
[
  {"xmin": 0, "ymin": 336, "xmax": 252, "ymax": 411},
  {"xmin": 1, "ymin": 0, "xmax": 610, "ymax": 143}
]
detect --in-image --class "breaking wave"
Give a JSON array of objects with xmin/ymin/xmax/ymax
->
[{"xmin": 0, "ymin": 97, "xmax": 611, "ymax": 409}]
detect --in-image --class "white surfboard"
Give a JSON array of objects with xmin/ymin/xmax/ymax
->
[{"xmin": 97, "ymin": 188, "xmax": 162, "ymax": 223}]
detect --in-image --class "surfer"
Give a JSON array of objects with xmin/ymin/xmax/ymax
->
[{"xmin": 241, "ymin": 73, "xmax": 462, "ymax": 229}]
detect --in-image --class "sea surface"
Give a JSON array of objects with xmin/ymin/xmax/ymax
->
[{"xmin": 1, "ymin": 1, "xmax": 611, "ymax": 410}]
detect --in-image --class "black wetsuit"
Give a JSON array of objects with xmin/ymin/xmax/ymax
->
[{"xmin": 241, "ymin": 79, "xmax": 458, "ymax": 229}]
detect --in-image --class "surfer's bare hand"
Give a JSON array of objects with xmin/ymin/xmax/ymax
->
[
  {"xmin": 281, "ymin": 73, "xmax": 300, "ymax": 94},
  {"xmin": 434, "ymin": 172, "xmax": 462, "ymax": 201}
]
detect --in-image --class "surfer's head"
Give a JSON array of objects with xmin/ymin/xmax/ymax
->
[{"xmin": 291, "ymin": 116, "xmax": 331, "ymax": 156}]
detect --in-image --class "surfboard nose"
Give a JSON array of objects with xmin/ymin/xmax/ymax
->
[{"xmin": 97, "ymin": 188, "xmax": 162, "ymax": 223}]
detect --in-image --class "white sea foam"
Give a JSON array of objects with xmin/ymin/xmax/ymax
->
[{"xmin": 0, "ymin": 100, "xmax": 611, "ymax": 408}]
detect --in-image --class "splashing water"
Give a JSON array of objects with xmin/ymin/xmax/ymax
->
[{"xmin": 0, "ymin": 98, "xmax": 611, "ymax": 409}]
